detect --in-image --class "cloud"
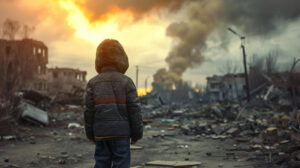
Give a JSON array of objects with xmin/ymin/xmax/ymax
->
[
  {"xmin": 1, "ymin": 0, "xmax": 300, "ymax": 87},
  {"xmin": 0, "ymin": 0, "xmax": 73, "ymax": 42},
  {"xmin": 78, "ymin": 0, "xmax": 188, "ymax": 22},
  {"xmin": 224, "ymin": 0, "xmax": 300, "ymax": 36}
]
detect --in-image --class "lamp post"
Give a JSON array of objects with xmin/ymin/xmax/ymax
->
[{"xmin": 228, "ymin": 27, "xmax": 250, "ymax": 102}]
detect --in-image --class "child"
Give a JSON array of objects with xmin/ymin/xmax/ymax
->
[{"xmin": 84, "ymin": 39, "xmax": 143, "ymax": 168}]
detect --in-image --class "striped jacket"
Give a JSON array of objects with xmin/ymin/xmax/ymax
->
[{"xmin": 84, "ymin": 67, "xmax": 143, "ymax": 141}]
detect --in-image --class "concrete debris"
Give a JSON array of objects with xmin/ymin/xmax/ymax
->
[
  {"xmin": 226, "ymin": 127, "xmax": 239, "ymax": 136},
  {"xmin": 135, "ymin": 80, "xmax": 299, "ymax": 167},
  {"xmin": 0, "ymin": 70, "xmax": 299, "ymax": 168},
  {"xmin": 53, "ymin": 112, "xmax": 83, "ymax": 122},
  {"xmin": 278, "ymin": 98, "xmax": 292, "ymax": 107},
  {"xmin": 2, "ymin": 135, "xmax": 16, "ymax": 140},
  {"xmin": 20, "ymin": 90, "xmax": 51, "ymax": 110},
  {"xmin": 18, "ymin": 101, "xmax": 49, "ymax": 126},
  {"xmin": 58, "ymin": 159, "xmax": 66, "ymax": 165},
  {"xmin": 140, "ymin": 91, "xmax": 164, "ymax": 107},
  {"xmin": 130, "ymin": 145, "xmax": 143, "ymax": 150},
  {"xmin": 211, "ymin": 105, "xmax": 224, "ymax": 118},
  {"xmin": 211, "ymin": 125, "xmax": 223, "ymax": 135},
  {"xmin": 235, "ymin": 137, "xmax": 250, "ymax": 143},
  {"xmin": 160, "ymin": 118, "xmax": 175, "ymax": 123},
  {"xmin": 0, "ymin": 115, "xmax": 16, "ymax": 136},
  {"xmin": 67, "ymin": 123, "xmax": 81, "ymax": 129},
  {"xmin": 146, "ymin": 160, "xmax": 202, "ymax": 167},
  {"xmin": 66, "ymin": 104, "xmax": 81, "ymax": 109},
  {"xmin": 172, "ymin": 109, "xmax": 185, "ymax": 115}
]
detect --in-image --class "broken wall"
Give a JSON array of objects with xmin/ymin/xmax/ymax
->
[
  {"xmin": 0, "ymin": 38, "xmax": 48, "ymax": 95},
  {"xmin": 206, "ymin": 74, "xmax": 246, "ymax": 103},
  {"xmin": 47, "ymin": 67, "xmax": 87, "ymax": 96}
]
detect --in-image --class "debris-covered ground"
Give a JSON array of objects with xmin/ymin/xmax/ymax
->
[
  {"xmin": 1, "ymin": 99, "xmax": 300, "ymax": 168},
  {"xmin": 0, "ymin": 109, "xmax": 271, "ymax": 168},
  {"xmin": 0, "ymin": 78, "xmax": 300, "ymax": 168}
]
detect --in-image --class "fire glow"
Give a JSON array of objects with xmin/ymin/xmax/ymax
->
[
  {"xmin": 137, "ymin": 88, "xmax": 152, "ymax": 97},
  {"xmin": 58, "ymin": 0, "xmax": 124, "ymax": 44},
  {"xmin": 57, "ymin": 0, "xmax": 160, "ymax": 46}
]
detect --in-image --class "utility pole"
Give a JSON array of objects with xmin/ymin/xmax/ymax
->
[
  {"xmin": 136, "ymin": 65, "xmax": 139, "ymax": 88},
  {"xmin": 145, "ymin": 76, "xmax": 150, "ymax": 89},
  {"xmin": 241, "ymin": 43, "xmax": 250, "ymax": 102},
  {"xmin": 228, "ymin": 28, "xmax": 250, "ymax": 102}
]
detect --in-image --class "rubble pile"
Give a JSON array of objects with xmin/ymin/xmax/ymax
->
[
  {"xmin": 0, "ymin": 115, "xmax": 16, "ymax": 137},
  {"xmin": 139, "ymin": 78, "xmax": 300, "ymax": 167},
  {"xmin": 0, "ymin": 89, "xmax": 86, "ymax": 142},
  {"xmin": 0, "ymin": 69, "xmax": 298, "ymax": 167}
]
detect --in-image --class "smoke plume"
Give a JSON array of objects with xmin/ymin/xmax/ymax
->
[
  {"xmin": 153, "ymin": 0, "xmax": 300, "ymax": 89},
  {"xmin": 153, "ymin": 0, "xmax": 223, "ymax": 89}
]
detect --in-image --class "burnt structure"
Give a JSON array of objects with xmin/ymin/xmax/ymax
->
[
  {"xmin": 47, "ymin": 67, "xmax": 86, "ymax": 95},
  {"xmin": 0, "ymin": 39, "xmax": 48, "ymax": 94},
  {"xmin": 206, "ymin": 74, "xmax": 246, "ymax": 103},
  {"xmin": 0, "ymin": 38, "xmax": 87, "ymax": 97}
]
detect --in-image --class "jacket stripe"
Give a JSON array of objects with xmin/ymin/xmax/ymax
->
[{"xmin": 94, "ymin": 96, "xmax": 126, "ymax": 104}]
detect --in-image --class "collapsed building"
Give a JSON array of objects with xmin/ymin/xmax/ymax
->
[
  {"xmin": 0, "ymin": 39, "xmax": 48, "ymax": 94},
  {"xmin": 0, "ymin": 38, "xmax": 87, "ymax": 129},
  {"xmin": 0, "ymin": 38, "xmax": 87, "ymax": 101},
  {"xmin": 47, "ymin": 67, "xmax": 87, "ymax": 105},
  {"xmin": 206, "ymin": 74, "xmax": 246, "ymax": 103},
  {"xmin": 47, "ymin": 67, "xmax": 86, "ymax": 95}
]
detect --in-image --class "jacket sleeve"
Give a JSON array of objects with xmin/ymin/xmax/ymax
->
[
  {"xmin": 126, "ymin": 79, "xmax": 143, "ymax": 141},
  {"xmin": 84, "ymin": 81, "xmax": 95, "ymax": 141}
]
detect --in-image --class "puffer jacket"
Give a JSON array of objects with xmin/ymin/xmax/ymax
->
[{"xmin": 84, "ymin": 67, "xmax": 143, "ymax": 141}]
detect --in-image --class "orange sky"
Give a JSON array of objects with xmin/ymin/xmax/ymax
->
[
  {"xmin": 0, "ymin": 0, "xmax": 177, "ymax": 88},
  {"xmin": 1, "ymin": 0, "xmax": 298, "ymax": 88}
]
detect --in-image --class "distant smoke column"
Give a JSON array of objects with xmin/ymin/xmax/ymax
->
[{"xmin": 153, "ymin": 0, "xmax": 223, "ymax": 88}]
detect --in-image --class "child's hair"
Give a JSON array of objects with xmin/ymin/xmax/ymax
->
[{"xmin": 95, "ymin": 39, "xmax": 129, "ymax": 74}]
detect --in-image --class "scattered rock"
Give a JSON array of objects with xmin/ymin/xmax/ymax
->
[
  {"xmin": 75, "ymin": 154, "xmax": 83, "ymax": 158},
  {"xmin": 206, "ymin": 152, "xmax": 212, "ymax": 156},
  {"xmin": 226, "ymin": 128, "xmax": 239, "ymax": 136},
  {"xmin": 2, "ymin": 136, "xmax": 16, "ymax": 140},
  {"xmin": 58, "ymin": 159, "xmax": 66, "ymax": 165},
  {"xmin": 235, "ymin": 137, "xmax": 250, "ymax": 143},
  {"xmin": 7, "ymin": 164, "xmax": 20, "ymax": 168},
  {"xmin": 211, "ymin": 125, "xmax": 223, "ymax": 135},
  {"xmin": 297, "ymin": 153, "xmax": 300, "ymax": 161},
  {"xmin": 67, "ymin": 123, "xmax": 81, "ymax": 129}
]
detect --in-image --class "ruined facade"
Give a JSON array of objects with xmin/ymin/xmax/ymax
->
[
  {"xmin": 47, "ymin": 67, "xmax": 87, "ymax": 95},
  {"xmin": 0, "ymin": 38, "xmax": 87, "ymax": 97},
  {"xmin": 206, "ymin": 74, "xmax": 246, "ymax": 103},
  {"xmin": 0, "ymin": 39, "xmax": 48, "ymax": 94}
]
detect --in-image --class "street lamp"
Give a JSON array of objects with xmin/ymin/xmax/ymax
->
[{"xmin": 228, "ymin": 27, "xmax": 250, "ymax": 102}]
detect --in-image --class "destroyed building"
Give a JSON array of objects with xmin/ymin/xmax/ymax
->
[
  {"xmin": 47, "ymin": 67, "xmax": 87, "ymax": 96},
  {"xmin": 0, "ymin": 39, "xmax": 48, "ymax": 94},
  {"xmin": 0, "ymin": 38, "xmax": 87, "ymax": 98},
  {"xmin": 206, "ymin": 74, "xmax": 246, "ymax": 103}
]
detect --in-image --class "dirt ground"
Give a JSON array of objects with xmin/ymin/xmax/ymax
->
[{"xmin": 0, "ymin": 111, "xmax": 277, "ymax": 168}]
